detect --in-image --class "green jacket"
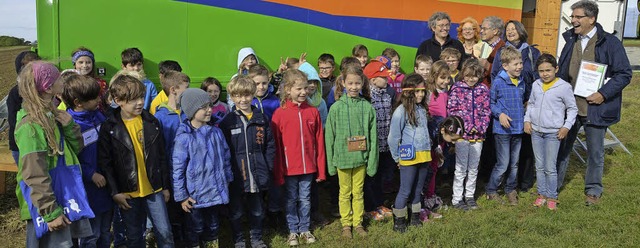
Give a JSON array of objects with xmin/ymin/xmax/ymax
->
[
  {"xmin": 15, "ymin": 109, "xmax": 83, "ymax": 221},
  {"xmin": 325, "ymin": 95, "xmax": 378, "ymax": 177}
]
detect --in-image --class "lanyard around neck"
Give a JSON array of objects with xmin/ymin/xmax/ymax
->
[{"xmin": 346, "ymin": 98, "xmax": 365, "ymax": 137}]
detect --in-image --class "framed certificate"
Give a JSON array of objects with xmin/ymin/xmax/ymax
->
[{"xmin": 574, "ymin": 60, "xmax": 608, "ymax": 98}]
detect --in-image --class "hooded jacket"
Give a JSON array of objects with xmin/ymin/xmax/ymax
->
[
  {"xmin": 325, "ymin": 95, "xmax": 378, "ymax": 177},
  {"xmin": 67, "ymin": 109, "xmax": 112, "ymax": 214},
  {"xmin": 219, "ymin": 107, "xmax": 276, "ymax": 193},
  {"xmin": 154, "ymin": 103, "xmax": 187, "ymax": 164},
  {"xmin": 490, "ymin": 70, "xmax": 526, "ymax": 135},
  {"xmin": 298, "ymin": 62, "xmax": 329, "ymax": 126},
  {"xmin": 98, "ymin": 109, "xmax": 170, "ymax": 196},
  {"xmin": 172, "ymin": 121, "xmax": 232, "ymax": 208},
  {"xmin": 448, "ymin": 81, "xmax": 491, "ymax": 140},
  {"xmin": 230, "ymin": 47, "xmax": 259, "ymax": 80},
  {"xmin": 524, "ymin": 78, "xmax": 578, "ymax": 133},
  {"xmin": 15, "ymin": 109, "xmax": 84, "ymax": 221},
  {"xmin": 557, "ymin": 23, "xmax": 632, "ymax": 127},
  {"xmin": 272, "ymin": 101, "xmax": 326, "ymax": 185}
]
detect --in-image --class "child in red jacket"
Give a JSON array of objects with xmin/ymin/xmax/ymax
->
[{"xmin": 272, "ymin": 69, "xmax": 326, "ymax": 246}]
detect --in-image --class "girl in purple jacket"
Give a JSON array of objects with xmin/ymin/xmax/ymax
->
[{"xmin": 447, "ymin": 59, "xmax": 491, "ymax": 211}]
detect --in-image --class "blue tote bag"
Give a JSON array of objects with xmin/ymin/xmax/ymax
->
[{"xmin": 19, "ymin": 128, "xmax": 95, "ymax": 238}]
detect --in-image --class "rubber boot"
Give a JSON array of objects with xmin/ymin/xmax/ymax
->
[
  {"xmin": 409, "ymin": 203, "xmax": 422, "ymax": 227},
  {"xmin": 392, "ymin": 207, "xmax": 407, "ymax": 233}
]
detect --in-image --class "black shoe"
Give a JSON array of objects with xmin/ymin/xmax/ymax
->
[
  {"xmin": 453, "ymin": 201, "xmax": 469, "ymax": 211},
  {"xmin": 392, "ymin": 216, "xmax": 407, "ymax": 233},
  {"xmin": 409, "ymin": 212, "xmax": 422, "ymax": 227},
  {"xmin": 465, "ymin": 197, "xmax": 479, "ymax": 210}
]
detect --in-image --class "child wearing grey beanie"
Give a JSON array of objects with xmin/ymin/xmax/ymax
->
[{"xmin": 179, "ymin": 88, "xmax": 212, "ymax": 119}]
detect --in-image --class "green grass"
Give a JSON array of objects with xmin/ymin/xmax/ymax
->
[
  {"xmin": 1, "ymin": 74, "xmax": 639, "ymax": 247},
  {"xmin": 623, "ymin": 39, "xmax": 640, "ymax": 47}
]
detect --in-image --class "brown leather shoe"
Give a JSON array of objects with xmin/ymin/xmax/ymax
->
[
  {"xmin": 341, "ymin": 226, "xmax": 352, "ymax": 239},
  {"xmin": 585, "ymin": 195, "xmax": 599, "ymax": 206},
  {"xmin": 487, "ymin": 193, "xmax": 505, "ymax": 205},
  {"xmin": 354, "ymin": 226, "xmax": 367, "ymax": 237},
  {"xmin": 506, "ymin": 191, "xmax": 519, "ymax": 206}
]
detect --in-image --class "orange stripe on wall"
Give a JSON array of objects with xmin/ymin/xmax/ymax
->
[{"xmin": 265, "ymin": 0, "xmax": 522, "ymax": 22}]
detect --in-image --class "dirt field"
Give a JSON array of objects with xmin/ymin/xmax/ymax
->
[{"xmin": 0, "ymin": 46, "xmax": 30, "ymax": 248}]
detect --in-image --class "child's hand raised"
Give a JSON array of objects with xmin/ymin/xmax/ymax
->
[
  {"xmin": 298, "ymin": 52, "xmax": 307, "ymax": 64},
  {"xmin": 113, "ymin": 193, "xmax": 132, "ymax": 210},
  {"xmin": 181, "ymin": 197, "xmax": 196, "ymax": 213},
  {"xmin": 278, "ymin": 57, "xmax": 289, "ymax": 73},
  {"xmin": 499, "ymin": 113, "xmax": 512, "ymax": 129}
]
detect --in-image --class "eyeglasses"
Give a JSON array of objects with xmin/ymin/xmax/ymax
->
[
  {"xmin": 480, "ymin": 26, "xmax": 493, "ymax": 31},
  {"xmin": 199, "ymin": 102, "xmax": 214, "ymax": 109},
  {"xmin": 318, "ymin": 67, "xmax": 333, "ymax": 71},
  {"xmin": 570, "ymin": 15, "xmax": 588, "ymax": 19},
  {"xmin": 436, "ymin": 23, "xmax": 450, "ymax": 29}
]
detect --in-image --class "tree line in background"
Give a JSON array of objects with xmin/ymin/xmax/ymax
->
[{"xmin": 0, "ymin": 36, "xmax": 35, "ymax": 47}]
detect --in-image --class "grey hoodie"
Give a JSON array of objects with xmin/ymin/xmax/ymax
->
[{"xmin": 524, "ymin": 78, "xmax": 578, "ymax": 133}]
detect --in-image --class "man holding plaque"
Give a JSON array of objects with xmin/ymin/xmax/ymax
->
[{"xmin": 556, "ymin": 0, "xmax": 632, "ymax": 206}]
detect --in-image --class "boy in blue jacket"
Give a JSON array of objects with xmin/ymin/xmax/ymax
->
[
  {"xmin": 61, "ymin": 73, "xmax": 113, "ymax": 248},
  {"xmin": 121, "ymin": 47, "xmax": 158, "ymax": 110},
  {"xmin": 173, "ymin": 88, "xmax": 232, "ymax": 248},
  {"xmin": 486, "ymin": 46, "xmax": 526, "ymax": 206},
  {"xmin": 219, "ymin": 75, "xmax": 275, "ymax": 248}
]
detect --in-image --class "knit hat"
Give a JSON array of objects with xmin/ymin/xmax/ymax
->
[
  {"xmin": 179, "ymin": 88, "xmax": 212, "ymax": 120},
  {"xmin": 363, "ymin": 60, "xmax": 389, "ymax": 79}
]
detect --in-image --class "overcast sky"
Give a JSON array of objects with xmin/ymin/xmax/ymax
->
[{"xmin": 0, "ymin": 0, "xmax": 37, "ymax": 41}]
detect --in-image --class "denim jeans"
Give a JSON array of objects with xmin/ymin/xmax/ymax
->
[
  {"xmin": 112, "ymin": 207, "xmax": 127, "ymax": 247},
  {"xmin": 531, "ymin": 131, "xmax": 561, "ymax": 199},
  {"xmin": 120, "ymin": 192, "xmax": 174, "ymax": 248},
  {"xmin": 486, "ymin": 134, "xmax": 522, "ymax": 195},
  {"xmin": 185, "ymin": 206, "xmax": 221, "ymax": 247},
  {"xmin": 80, "ymin": 210, "xmax": 114, "ymax": 248},
  {"xmin": 364, "ymin": 151, "xmax": 393, "ymax": 211},
  {"xmin": 284, "ymin": 174, "xmax": 313, "ymax": 233},
  {"xmin": 267, "ymin": 184, "xmax": 284, "ymax": 213},
  {"xmin": 394, "ymin": 162, "xmax": 431, "ymax": 209},
  {"xmin": 452, "ymin": 141, "xmax": 483, "ymax": 204},
  {"xmin": 556, "ymin": 116, "xmax": 607, "ymax": 197},
  {"xmin": 228, "ymin": 184, "xmax": 265, "ymax": 244}
]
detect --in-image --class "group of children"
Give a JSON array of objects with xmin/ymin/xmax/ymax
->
[{"xmin": 11, "ymin": 41, "xmax": 577, "ymax": 248}]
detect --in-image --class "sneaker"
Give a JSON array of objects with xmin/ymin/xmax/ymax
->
[
  {"xmin": 354, "ymin": 226, "xmax": 367, "ymax": 237},
  {"xmin": 341, "ymin": 226, "xmax": 352, "ymax": 239},
  {"xmin": 429, "ymin": 211, "xmax": 443, "ymax": 219},
  {"xmin": 287, "ymin": 233, "xmax": 299, "ymax": 246},
  {"xmin": 585, "ymin": 195, "xmax": 599, "ymax": 206},
  {"xmin": 465, "ymin": 197, "xmax": 479, "ymax": 210},
  {"xmin": 547, "ymin": 199, "xmax": 558, "ymax": 211},
  {"xmin": 452, "ymin": 201, "xmax": 469, "ymax": 211},
  {"xmin": 486, "ymin": 193, "xmax": 505, "ymax": 205},
  {"xmin": 506, "ymin": 191, "xmax": 519, "ymax": 206},
  {"xmin": 300, "ymin": 231, "xmax": 316, "ymax": 244},
  {"xmin": 366, "ymin": 211, "xmax": 384, "ymax": 221},
  {"xmin": 533, "ymin": 195, "xmax": 546, "ymax": 207},
  {"xmin": 377, "ymin": 206, "xmax": 393, "ymax": 218}
]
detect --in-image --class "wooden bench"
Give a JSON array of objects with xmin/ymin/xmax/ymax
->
[{"xmin": 0, "ymin": 151, "xmax": 18, "ymax": 194}]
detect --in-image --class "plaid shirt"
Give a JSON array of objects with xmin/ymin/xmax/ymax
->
[
  {"xmin": 490, "ymin": 70, "xmax": 525, "ymax": 134},
  {"xmin": 325, "ymin": 95, "xmax": 378, "ymax": 177}
]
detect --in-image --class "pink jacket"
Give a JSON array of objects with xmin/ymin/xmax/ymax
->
[{"xmin": 447, "ymin": 81, "xmax": 491, "ymax": 141}]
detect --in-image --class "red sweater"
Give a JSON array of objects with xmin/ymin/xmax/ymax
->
[{"xmin": 271, "ymin": 100, "xmax": 326, "ymax": 185}]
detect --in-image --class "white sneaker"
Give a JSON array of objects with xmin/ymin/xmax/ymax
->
[
  {"xmin": 300, "ymin": 231, "xmax": 316, "ymax": 244},
  {"xmin": 287, "ymin": 233, "xmax": 299, "ymax": 246}
]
